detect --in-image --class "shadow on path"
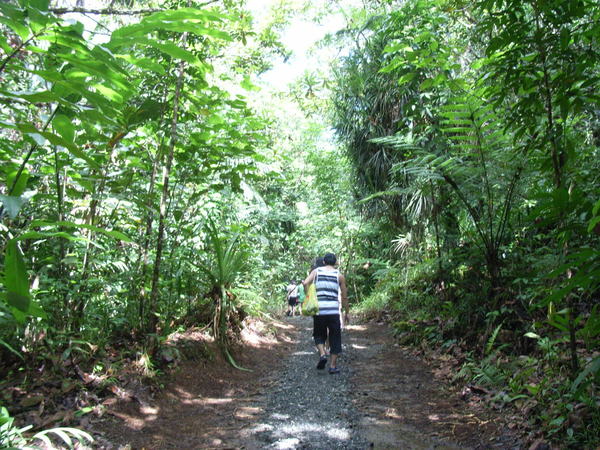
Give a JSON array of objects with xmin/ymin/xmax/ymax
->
[
  {"xmin": 94, "ymin": 317, "xmax": 520, "ymax": 449},
  {"xmin": 347, "ymin": 321, "xmax": 521, "ymax": 449}
]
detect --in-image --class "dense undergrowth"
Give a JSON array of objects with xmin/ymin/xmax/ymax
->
[{"xmin": 353, "ymin": 256, "xmax": 600, "ymax": 448}]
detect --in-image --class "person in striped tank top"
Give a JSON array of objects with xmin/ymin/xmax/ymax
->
[{"xmin": 302, "ymin": 253, "xmax": 349, "ymax": 374}]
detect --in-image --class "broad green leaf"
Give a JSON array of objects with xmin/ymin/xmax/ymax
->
[
  {"xmin": 27, "ymin": 69, "xmax": 65, "ymax": 82},
  {"xmin": 13, "ymin": 230, "xmax": 84, "ymax": 242},
  {"xmin": 26, "ymin": 5, "xmax": 51, "ymax": 32},
  {"xmin": 145, "ymin": 7, "xmax": 224, "ymax": 23},
  {"xmin": 109, "ymin": 36, "xmax": 201, "ymax": 66},
  {"xmin": 53, "ymin": 114, "xmax": 75, "ymax": 143},
  {"xmin": 39, "ymin": 131, "xmax": 99, "ymax": 169},
  {"xmin": 92, "ymin": 83, "xmax": 124, "ymax": 103},
  {"xmin": 54, "ymin": 80, "xmax": 118, "ymax": 117},
  {"xmin": 31, "ymin": 220, "xmax": 132, "ymax": 242},
  {"xmin": 7, "ymin": 291, "xmax": 29, "ymax": 313},
  {"xmin": 588, "ymin": 216, "xmax": 600, "ymax": 233},
  {"xmin": 6, "ymin": 168, "xmax": 29, "ymax": 196},
  {"xmin": 145, "ymin": 40, "xmax": 201, "ymax": 66},
  {"xmin": 0, "ymin": 195, "xmax": 26, "ymax": 218},
  {"xmin": 56, "ymin": 53, "xmax": 128, "ymax": 90},
  {"xmin": 37, "ymin": 31, "xmax": 88, "ymax": 52},
  {"xmin": 592, "ymin": 199, "xmax": 600, "ymax": 216},
  {"xmin": 16, "ymin": 124, "xmax": 100, "ymax": 169},
  {"xmin": 28, "ymin": 0, "xmax": 49, "ymax": 12},
  {"xmin": 571, "ymin": 356, "xmax": 600, "ymax": 393},
  {"xmin": 4, "ymin": 240, "xmax": 31, "ymax": 313},
  {"xmin": 2, "ymin": 89, "xmax": 62, "ymax": 103},
  {"xmin": 379, "ymin": 59, "xmax": 403, "ymax": 74},
  {"xmin": 116, "ymin": 55, "xmax": 166, "ymax": 75},
  {"xmin": 0, "ymin": 3, "xmax": 30, "ymax": 40}
]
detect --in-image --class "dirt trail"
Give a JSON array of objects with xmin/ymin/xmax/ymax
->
[{"xmin": 94, "ymin": 317, "xmax": 520, "ymax": 449}]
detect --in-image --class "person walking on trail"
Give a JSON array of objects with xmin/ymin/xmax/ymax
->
[
  {"xmin": 296, "ymin": 282, "xmax": 305, "ymax": 315},
  {"xmin": 286, "ymin": 281, "xmax": 299, "ymax": 316},
  {"xmin": 303, "ymin": 253, "xmax": 349, "ymax": 374}
]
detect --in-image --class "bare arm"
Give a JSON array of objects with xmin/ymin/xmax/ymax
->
[
  {"xmin": 339, "ymin": 273, "xmax": 349, "ymax": 316},
  {"xmin": 303, "ymin": 269, "xmax": 316, "ymax": 287}
]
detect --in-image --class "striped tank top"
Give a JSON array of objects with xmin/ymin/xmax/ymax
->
[{"xmin": 315, "ymin": 267, "xmax": 340, "ymax": 316}]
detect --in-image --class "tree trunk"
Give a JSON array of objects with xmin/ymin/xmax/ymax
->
[{"xmin": 147, "ymin": 34, "xmax": 188, "ymax": 335}]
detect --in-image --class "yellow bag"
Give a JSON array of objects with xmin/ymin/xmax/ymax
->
[{"xmin": 302, "ymin": 283, "xmax": 318, "ymax": 316}]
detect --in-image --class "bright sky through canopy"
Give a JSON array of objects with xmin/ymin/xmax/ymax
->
[{"xmin": 247, "ymin": 0, "xmax": 348, "ymax": 90}]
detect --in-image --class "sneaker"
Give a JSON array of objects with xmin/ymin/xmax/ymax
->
[
  {"xmin": 328, "ymin": 367, "xmax": 340, "ymax": 375},
  {"xmin": 316, "ymin": 355, "xmax": 327, "ymax": 370}
]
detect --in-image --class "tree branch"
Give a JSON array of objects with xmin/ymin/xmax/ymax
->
[
  {"xmin": 49, "ymin": 1, "xmax": 219, "ymax": 15},
  {"xmin": 49, "ymin": 7, "xmax": 164, "ymax": 15}
]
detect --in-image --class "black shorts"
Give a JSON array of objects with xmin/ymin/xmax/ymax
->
[
  {"xmin": 288, "ymin": 296, "xmax": 298, "ymax": 306},
  {"xmin": 313, "ymin": 315, "xmax": 342, "ymax": 354}
]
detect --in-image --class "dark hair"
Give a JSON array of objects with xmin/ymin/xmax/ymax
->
[
  {"xmin": 311, "ymin": 257, "xmax": 325, "ymax": 271},
  {"xmin": 323, "ymin": 253, "xmax": 337, "ymax": 266}
]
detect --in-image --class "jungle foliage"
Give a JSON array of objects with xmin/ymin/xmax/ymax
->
[
  {"xmin": 1, "ymin": 0, "xmax": 599, "ymax": 447},
  {"xmin": 332, "ymin": 0, "xmax": 599, "ymax": 446}
]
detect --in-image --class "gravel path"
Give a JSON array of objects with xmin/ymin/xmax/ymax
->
[{"xmin": 245, "ymin": 315, "xmax": 369, "ymax": 449}]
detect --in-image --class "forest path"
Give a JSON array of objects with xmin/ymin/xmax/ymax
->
[{"xmin": 95, "ymin": 316, "xmax": 520, "ymax": 449}]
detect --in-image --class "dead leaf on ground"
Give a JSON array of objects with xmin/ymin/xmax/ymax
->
[{"xmin": 20, "ymin": 395, "xmax": 44, "ymax": 408}]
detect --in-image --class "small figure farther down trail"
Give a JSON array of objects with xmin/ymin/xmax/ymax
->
[
  {"xmin": 303, "ymin": 253, "xmax": 349, "ymax": 374},
  {"xmin": 296, "ymin": 282, "xmax": 305, "ymax": 315},
  {"xmin": 286, "ymin": 280, "xmax": 299, "ymax": 316}
]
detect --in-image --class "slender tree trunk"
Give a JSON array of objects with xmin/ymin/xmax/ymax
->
[
  {"xmin": 53, "ymin": 146, "xmax": 69, "ymax": 326},
  {"xmin": 430, "ymin": 181, "xmax": 443, "ymax": 278},
  {"xmin": 148, "ymin": 33, "xmax": 189, "ymax": 335},
  {"xmin": 134, "ymin": 149, "xmax": 160, "ymax": 329},
  {"xmin": 73, "ymin": 131, "xmax": 126, "ymax": 331}
]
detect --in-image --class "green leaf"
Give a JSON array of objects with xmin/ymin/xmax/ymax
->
[
  {"xmin": 6, "ymin": 168, "xmax": 29, "ymax": 196},
  {"xmin": 146, "ymin": 40, "xmax": 202, "ymax": 66},
  {"xmin": 3, "ymin": 90, "xmax": 62, "ymax": 103},
  {"xmin": 588, "ymin": 216, "xmax": 600, "ymax": 233},
  {"xmin": 571, "ymin": 356, "xmax": 600, "ymax": 393},
  {"xmin": 7, "ymin": 291, "xmax": 30, "ymax": 312},
  {"xmin": 0, "ymin": 3, "xmax": 30, "ymax": 40},
  {"xmin": 13, "ymin": 230, "xmax": 84, "ymax": 242},
  {"xmin": 240, "ymin": 75, "xmax": 259, "ymax": 91},
  {"xmin": 0, "ymin": 337, "xmax": 24, "ymax": 360},
  {"xmin": 593, "ymin": 199, "xmax": 600, "ymax": 216},
  {"xmin": 560, "ymin": 28, "xmax": 570, "ymax": 50},
  {"xmin": 30, "ymin": 220, "xmax": 132, "ymax": 242},
  {"xmin": 18, "ymin": 126, "xmax": 100, "ymax": 169},
  {"xmin": 53, "ymin": 114, "xmax": 75, "ymax": 143},
  {"xmin": 116, "ymin": 55, "xmax": 166, "ymax": 75},
  {"xmin": 0, "ymin": 195, "xmax": 26, "ymax": 218},
  {"xmin": 4, "ymin": 240, "xmax": 31, "ymax": 313},
  {"xmin": 92, "ymin": 83, "xmax": 124, "ymax": 103},
  {"xmin": 28, "ymin": 0, "xmax": 50, "ymax": 12}
]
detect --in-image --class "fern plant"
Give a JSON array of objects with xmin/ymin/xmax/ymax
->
[
  {"xmin": 0, "ymin": 407, "xmax": 93, "ymax": 449},
  {"xmin": 382, "ymin": 92, "xmax": 527, "ymax": 303}
]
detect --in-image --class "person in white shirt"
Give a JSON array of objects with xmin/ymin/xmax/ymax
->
[{"xmin": 286, "ymin": 281, "xmax": 299, "ymax": 316}]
